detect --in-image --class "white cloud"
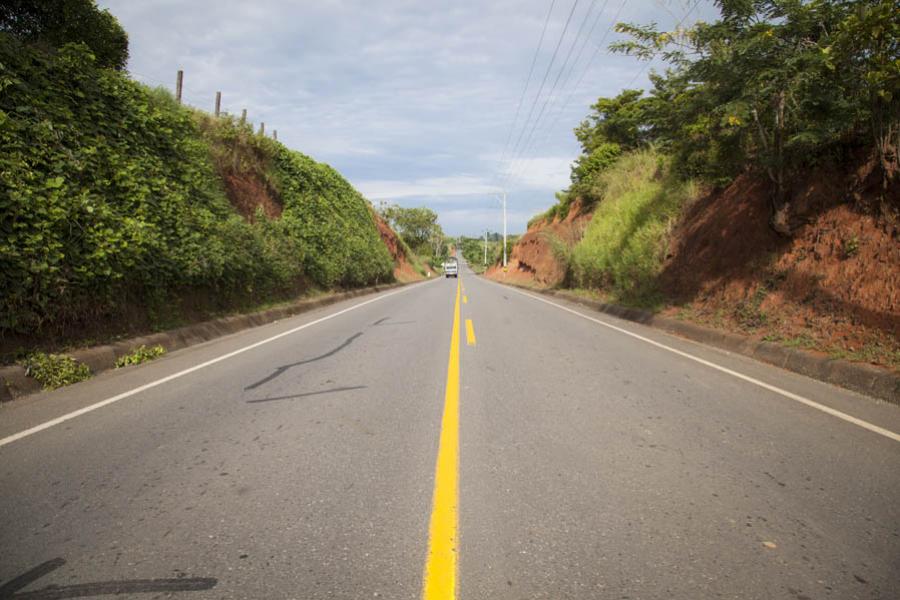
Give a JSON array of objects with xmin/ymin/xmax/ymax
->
[
  {"xmin": 500, "ymin": 156, "xmax": 574, "ymax": 191},
  {"xmin": 356, "ymin": 175, "xmax": 500, "ymax": 200}
]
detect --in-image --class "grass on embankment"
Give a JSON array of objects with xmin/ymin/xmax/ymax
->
[{"xmin": 569, "ymin": 150, "xmax": 699, "ymax": 307}]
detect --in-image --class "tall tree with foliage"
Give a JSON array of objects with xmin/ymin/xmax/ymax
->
[
  {"xmin": 0, "ymin": 0, "xmax": 128, "ymax": 70},
  {"xmin": 377, "ymin": 203, "xmax": 446, "ymax": 256},
  {"xmin": 609, "ymin": 0, "xmax": 899, "ymax": 233}
]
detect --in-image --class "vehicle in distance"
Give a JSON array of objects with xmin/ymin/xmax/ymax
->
[{"xmin": 443, "ymin": 257, "xmax": 458, "ymax": 278}]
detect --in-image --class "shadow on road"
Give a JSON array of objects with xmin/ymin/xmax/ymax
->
[
  {"xmin": 244, "ymin": 332, "xmax": 363, "ymax": 391},
  {"xmin": 0, "ymin": 558, "xmax": 216, "ymax": 599},
  {"xmin": 371, "ymin": 317, "xmax": 415, "ymax": 326}
]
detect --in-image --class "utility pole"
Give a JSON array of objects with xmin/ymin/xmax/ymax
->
[
  {"xmin": 175, "ymin": 70, "xmax": 183, "ymax": 104},
  {"xmin": 214, "ymin": 91, "xmax": 221, "ymax": 117},
  {"xmin": 498, "ymin": 191, "xmax": 508, "ymax": 267},
  {"xmin": 483, "ymin": 230, "xmax": 487, "ymax": 266}
]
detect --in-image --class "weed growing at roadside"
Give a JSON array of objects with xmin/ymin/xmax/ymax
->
[
  {"xmin": 830, "ymin": 342, "xmax": 900, "ymax": 370},
  {"xmin": 22, "ymin": 353, "xmax": 91, "ymax": 389},
  {"xmin": 115, "ymin": 345, "xmax": 166, "ymax": 368},
  {"xmin": 734, "ymin": 285, "xmax": 769, "ymax": 330},
  {"xmin": 841, "ymin": 235, "xmax": 860, "ymax": 259}
]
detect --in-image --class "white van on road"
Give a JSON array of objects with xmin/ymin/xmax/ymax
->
[{"xmin": 443, "ymin": 257, "xmax": 458, "ymax": 278}]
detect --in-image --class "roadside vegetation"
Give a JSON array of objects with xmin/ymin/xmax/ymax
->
[
  {"xmin": 535, "ymin": 0, "xmax": 897, "ymax": 232},
  {"xmin": 458, "ymin": 233, "xmax": 514, "ymax": 273},
  {"xmin": 21, "ymin": 352, "xmax": 91, "ymax": 390},
  {"xmin": 569, "ymin": 151, "xmax": 699, "ymax": 307},
  {"xmin": 114, "ymin": 344, "xmax": 166, "ymax": 368},
  {"xmin": 0, "ymin": 0, "xmax": 396, "ymax": 362},
  {"xmin": 376, "ymin": 204, "xmax": 449, "ymax": 271},
  {"xmin": 510, "ymin": 0, "xmax": 898, "ymax": 369}
]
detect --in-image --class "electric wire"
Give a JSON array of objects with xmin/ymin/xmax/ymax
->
[
  {"xmin": 495, "ymin": 0, "xmax": 559, "ymax": 185},
  {"xmin": 500, "ymin": 0, "xmax": 582, "ymax": 190},
  {"xmin": 502, "ymin": 0, "xmax": 625, "ymax": 187},
  {"xmin": 508, "ymin": 0, "xmax": 599, "ymax": 179}
]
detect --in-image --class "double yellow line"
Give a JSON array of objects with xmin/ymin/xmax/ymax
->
[{"xmin": 422, "ymin": 277, "xmax": 462, "ymax": 599}]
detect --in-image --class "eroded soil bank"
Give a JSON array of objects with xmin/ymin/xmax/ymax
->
[{"xmin": 489, "ymin": 162, "xmax": 899, "ymax": 371}]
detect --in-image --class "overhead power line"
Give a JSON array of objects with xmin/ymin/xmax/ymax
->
[
  {"xmin": 510, "ymin": 0, "xmax": 626, "ymax": 176},
  {"xmin": 510, "ymin": 0, "xmax": 599, "ymax": 171},
  {"xmin": 503, "ymin": 0, "xmax": 625, "ymax": 188},
  {"xmin": 501, "ymin": 0, "xmax": 582, "ymax": 188},
  {"xmin": 496, "ymin": 0, "xmax": 559, "ymax": 180},
  {"xmin": 551, "ymin": 0, "xmax": 611, "ymax": 111},
  {"xmin": 506, "ymin": 0, "xmax": 701, "ymax": 189}
]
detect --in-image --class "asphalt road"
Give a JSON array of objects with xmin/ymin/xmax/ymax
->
[{"xmin": 2, "ymin": 258, "xmax": 898, "ymax": 599}]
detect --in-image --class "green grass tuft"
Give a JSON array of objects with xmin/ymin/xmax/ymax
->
[{"xmin": 569, "ymin": 150, "xmax": 699, "ymax": 307}]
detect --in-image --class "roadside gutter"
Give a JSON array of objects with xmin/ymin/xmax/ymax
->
[{"xmin": 0, "ymin": 282, "xmax": 408, "ymax": 402}]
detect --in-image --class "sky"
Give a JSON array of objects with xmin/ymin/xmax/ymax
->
[{"xmin": 100, "ymin": 0, "xmax": 720, "ymax": 236}]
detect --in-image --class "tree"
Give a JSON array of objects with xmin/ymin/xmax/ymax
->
[
  {"xmin": 826, "ymin": 0, "xmax": 900, "ymax": 188},
  {"xmin": 571, "ymin": 143, "xmax": 622, "ymax": 185},
  {"xmin": 610, "ymin": 0, "xmax": 897, "ymax": 234},
  {"xmin": 574, "ymin": 90, "xmax": 654, "ymax": 154},
  {"xmin": 377, "ymin": 203, "xmax": 445, "ymax": 255},
  {"xmin": 0, "ymin": 0, "xmax": 129, "ymax": 70}
]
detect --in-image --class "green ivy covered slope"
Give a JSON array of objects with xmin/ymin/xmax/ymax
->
[{"xmin": 0, "ymin": 35, "xmax": 393, "ymax": 338}]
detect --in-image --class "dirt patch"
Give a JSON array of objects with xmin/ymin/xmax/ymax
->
[
  {"xmin": 372, "ymin": 212, "xmax": 426, "ymax": 283},
  {"xmin": 222, "ymin": 170, "xmax": 282, "ymax": 221},
  {"xmin": 486, "ymin": 198, "xmax": 591, "ymax": 287},
  {"xmin": 659, "ymin": 159, "xmax": 899, "ymax": 369}
]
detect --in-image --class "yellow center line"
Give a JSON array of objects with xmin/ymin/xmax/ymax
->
[
  {"xmin": 463, "ymin": 295, "xmax": 468, "ymax": 304},
  {"xmin": 465, "ymin": 319, "xmax": 476, "ymax": 346},
  {"xmin": 422, "ymin": 276, "xmax": 461, "ymax": 599}
]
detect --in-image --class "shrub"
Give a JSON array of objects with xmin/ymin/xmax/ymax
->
[
  {"xmin": 115, "ymin": 344, "xmax": 166, "ymax": 368},
  {"xmin": 22, "ymin": 352, "xmax": 91, "ymax": 389},
  {"xmin": 272, "ymin": 147, "xmax": 393, "ymax": 287},
  {"xmin": 570, "ymin": 142, "xmax": 622, "ymax": 186}
]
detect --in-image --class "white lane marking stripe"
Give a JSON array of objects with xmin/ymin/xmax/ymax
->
[
  {"xmin": 489, "ymin": 281, "xmax": 900, "ymax": 443},
  {"xmin": 0, "ymin": 282, "xmax": 432, "ymax": 449}
]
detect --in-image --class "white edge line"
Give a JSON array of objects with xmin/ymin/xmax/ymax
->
[
  {"xmin": 485, "ymin": 280, "xmax": 900, "ymax": 443},
  {"xmin": 0, "ymin": 282, "xmax": 433, "ymax": 449}
]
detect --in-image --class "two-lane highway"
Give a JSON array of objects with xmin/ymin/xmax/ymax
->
[{"xmin": 2, "ymin": 259, "xmax": 898, "ymax": 599}]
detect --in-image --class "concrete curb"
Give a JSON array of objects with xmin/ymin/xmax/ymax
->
[
  {"xmin": 491, "ymin": 279, "xmax": 899, "ymax": 406},
  {"xmin": 0, "ymin": 281, "xmax": 410, "ymax": 402}
]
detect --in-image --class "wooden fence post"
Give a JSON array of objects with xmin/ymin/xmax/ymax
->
[{"xmin": 175, "ymin": 70, "xmax": 183, "ymax": 104}]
